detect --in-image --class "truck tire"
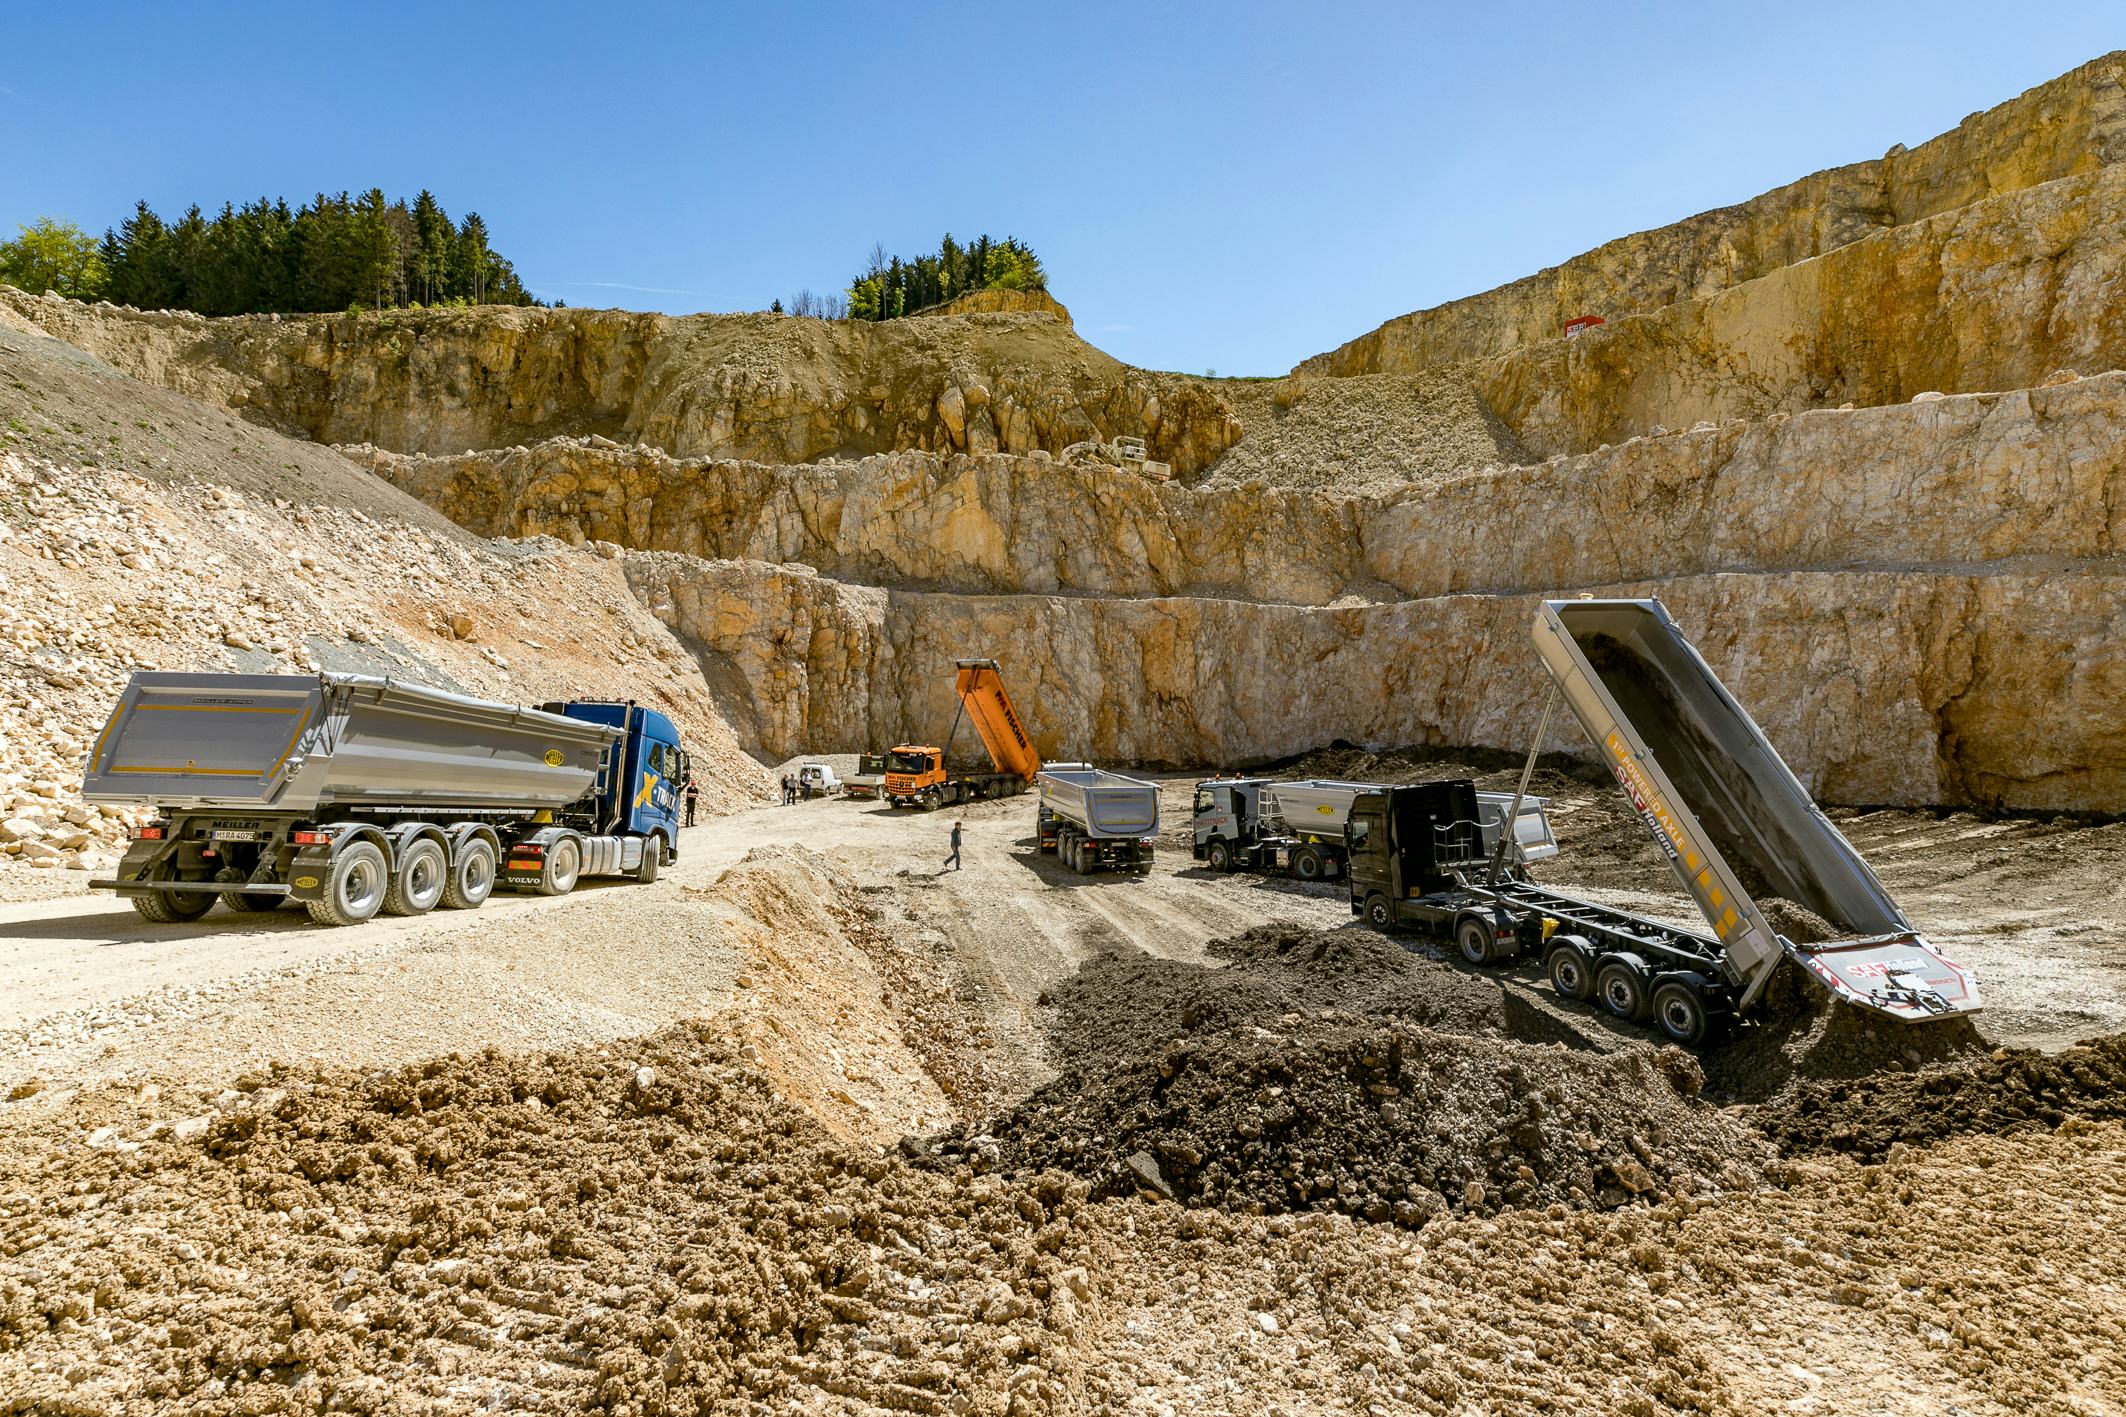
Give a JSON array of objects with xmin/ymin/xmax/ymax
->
[
  {"xmin": 1292, "ymin": 845, "xmax": 1324, "ymax": 881},
  {"xmin": 1206, "ymin": 839, "xmax": 1233, "ymax": 873},
  {"xmin": 1595, "ymin": 958, "xmax": 1653, "ymax": 1023},
  {"xmin": 383, "ymin": 837, "xmax": 447, "ymax": 916},
  {"xmin": 1364, "ymin": 893, "xmax": 1394, "ymax": 931},
  {"xmin": 132, "ymin": 884, "xmax": 215, "ymax": 924},
  {"xmin": 215, "ymin": 867, "xmax": 280, "ymax": 914},
  {"xmin": 1456, "ymin": 915, "xmax": 1495, "ymax": 965},
  {"xmin": 308, "ymin": 842, "xmax": 387, "ymax": 927},
  {"xmin": 1651, "ymin": 981, "xmax": 1712, "ymax": 1047},
  {"xmin": 442, "ymin": 838, "xmax": 497, "ymax": 910},
  {"xmin": 537, "ymin": 836, "xmax": 583, "ymax": 896},
  {"xmin": 635, "ymin": 836, "xmax": 662, "ymax": 884},
  {"xmin": 1546, "ymin": 939, "xmax": 1597, "ymax": 1001}
]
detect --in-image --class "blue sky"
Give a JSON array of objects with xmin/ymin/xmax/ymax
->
[{"xmin": 3, "ymin": 3, "xmax": 2119, "ymax": 374}]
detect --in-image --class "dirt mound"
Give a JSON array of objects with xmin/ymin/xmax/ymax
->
[
  {"xmin": 921, "ymin": 926, "xmax": 1761, "ymax": 1222},
  {"xmin": 1704, "ymin": 965, "xmax": 1993, "ymax": 1102},
  {"xmin": 1749, "ymin": 1032, "xmax": 2126, "ymax": 1161},
  {"xmin": 1046, "ymin": 924, "xmax": 1593, "ymax": 1065},
  {"xmin": 931, "ymin": 1013, "xmax": 1761, "ymax": 1223},
  {"xmin": 1, "ymin": 1022, "xmax": 1104, "ymax": 1413}
]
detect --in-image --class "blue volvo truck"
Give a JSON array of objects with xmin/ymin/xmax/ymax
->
[{"xmin": 80, "ymin": 672, "xmax": 689, "ymax": 927}]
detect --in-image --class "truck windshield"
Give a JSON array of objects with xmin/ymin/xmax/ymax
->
[
  {"xmin": 888, "ymin": 751, "xmax": 931, "ymax": 774},
  {"xmin": 1194, "ymin": 789, "xmax": 1216, "ymax": 814}
]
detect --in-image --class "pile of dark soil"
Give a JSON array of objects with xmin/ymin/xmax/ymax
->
[
  {"xmin": 1749, "ymin": 1032, "xmax": 2126, "ymax": 1161},
  {"xmin": 917, "ymin": 926, "xmax": 1762, "ymax": 1223},
  {"xmin": 1704, "ymin": 963, "xmax": 1992, "ymax": 1104},
  {"xmin": 1047, "ymin": 923, "xmax": 1594, "ymax": 1064}
]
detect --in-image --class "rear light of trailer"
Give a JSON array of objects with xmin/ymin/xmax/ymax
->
[
  {"xmin": 513, "ymin": 844, "xmax": 545, "ymax": 857},
  {"xmin": 135, "ymin": 825, "xmax": 164, "ymax": 841},
  {"xmin": 292, "ymin": 830, "xmax": 328, "ymax": 845}
]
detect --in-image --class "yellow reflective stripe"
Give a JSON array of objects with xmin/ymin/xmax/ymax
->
[{"xmin": 268, "ymin": 707, "xmax": 313, "ymax": 776}]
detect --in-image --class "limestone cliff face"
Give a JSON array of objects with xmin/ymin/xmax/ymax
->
[
  {"xmin": 0, "ymin": 292, "xmax": 1241, "ymax": 475},
  {"xmin": 1300, "ymin": 52, "xmax": 2126, "ymax": 377},
  {"xmin": 351, "ymin": 371, "xmax": 2126, "ymax": 606},
  {"xmin": 628, "ymin": 556, "xmax": 2126, "ymax": 813},
  {"xmin": 1475, "ymin": 165, "xmax": 2126, "ymax": 457}
]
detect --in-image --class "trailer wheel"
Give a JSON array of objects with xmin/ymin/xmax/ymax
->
[
  {"xmin": 1363, "ymin": 893, "xmax": 1394, "ymax": 931},
  {"xmin": 308, "ymin": 842, "xmax": 387, "ymax": 927},
  {"xmin": 1206, "ymin": 839, "xmax": 1233, "ymax": 873},
  {"xmin": 538, "ymin": 836, "xmax": 583, "ymax": 896},
  {"xmin": 1292, "ymin": 845, "xmax": 1324, "ymax": 881},
  {"xmin": 442, "ymin": 838, "xmax": 497, "ymax": 910},
  {"xmin": 635, "ymin": 836, "xmax": 662, "ymax": 884},
  {"xmin": 1455, "ymin": 916, "xmax": 1495, "ymax": 966},
  {"xmin": 1546, "ymin": 940, "xmax": 1597, "ymax": 1001},
  {"xmin": 1595, "ymin": 959, "xmax": 1653, "ymax": 1023},
  {"xmin": 132, "ymin": 883, "xmax": 215, "ymax": 924},
  {"xmin": 1651, "ymin": 982, "xmax": 1712, "ymax": 1047},
  {"xmin": 383, "ymin": 837, "xmax": 447, "ymax": 916}
]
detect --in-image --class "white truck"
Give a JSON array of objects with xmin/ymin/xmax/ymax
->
[
  {"xmin": 1193, "ymin": 776, "xmax": 1555, "ymax": 881},
  {"xmin": 1035, "ymin": 763, "xmax": 1160, "ymax": 875}
]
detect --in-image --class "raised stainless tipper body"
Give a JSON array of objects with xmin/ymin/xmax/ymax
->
[{"xmin": 1531, "ymin": 597, "xmax": 1979, "ymax": 1023}]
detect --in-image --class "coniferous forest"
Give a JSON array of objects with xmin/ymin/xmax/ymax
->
[
  {"xmin": 844, "ymin": 235, "xmax": 1045, "ymax": 321},
  {"xmin": 88, "ymin": 190, "xmax": 538, "ymax": 315}
]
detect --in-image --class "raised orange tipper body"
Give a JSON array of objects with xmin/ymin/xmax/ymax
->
[{"xmin": 882, "ymin": 659, "xmax": 1042, "ymax": 809}]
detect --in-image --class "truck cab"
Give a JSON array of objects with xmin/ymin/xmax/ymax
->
[
  {"xmin": 883, "ymin": 744, "xmax": 945, "ymax": 801},
  {"xmin": 544, "ymin": 699, "xmax": 686, "ymax": 855},
  {"xmin": 1192, "ymin": 778, "xmax": 1267, "ymax": 862},
  {"xmin": 1345, "ymin": 780, "xmax": 1488, "ymax": 927}
]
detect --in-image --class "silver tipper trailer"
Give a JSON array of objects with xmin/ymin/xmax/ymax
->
[
  {"xmin": 1195, "ymin": 777, "xmax": 1557, "ymax": 881},
  {"xmin": 1531, "ymin": 597, "xmax": 1979, "ymax": 1027},
  {"xmin": 82, "ymin": 672, "xmax": 687, "ymax": 928},
  {"xmin": 1035, "ymin": 763, "xmax": 1160, "ymax": 875},
  {"xmin": 1346, "ymin": 598, "xmax": 1978, "ymax": 1045}
]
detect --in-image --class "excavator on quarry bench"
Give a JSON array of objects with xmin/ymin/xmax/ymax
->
[
  {"xmin": 883, "ymin": 659, "xmax": 1042, "ymax": 810},
  {"xmin": 1348, "ymin": 598, "xmax": 1983, "ymax": 1045}
]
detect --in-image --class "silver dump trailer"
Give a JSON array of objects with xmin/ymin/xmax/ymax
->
[
  {"xmin": 1532, "ymin": 597, "xmax": 1979, "ymax": 1026},
  {"xmin": 1196, "ymin": 777, "xmax": 1556, "ymax": 881},
  {"xmin": 83, "ymin": 672, "xmax": 688, "ymax": 927},
  {"xmin": 1349, "ymin": 599, "xmax": 1978, "ymax": 1045},
  {"xmin": 1036, "ymin": 763, "xmax": 1160, "ymax": 875}
]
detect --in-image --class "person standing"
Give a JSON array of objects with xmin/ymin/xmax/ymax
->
[
  {"xmin": 944, "ymin": 819, "xmax": 963, "ymax": 872},
  {"xmin": 683, "ymin": 775, "xmax": 699, "ymax": 828}
]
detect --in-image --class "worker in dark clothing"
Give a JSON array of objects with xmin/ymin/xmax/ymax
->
[
  {"xmin": 944, "ymin": 819, "xmax": 963, "ymax": 872},
  {"xmin": 683, "ymin": 776, "xmax": 698, "ymax": 827},
  {"xmin": 780, "ymin": 774, "xmax": 793, "ymax": 806}
]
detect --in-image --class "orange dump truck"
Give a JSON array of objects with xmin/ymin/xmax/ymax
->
[{"xmin": 883, "ymin": 659, "xmax": 1041, "ymax": 809}]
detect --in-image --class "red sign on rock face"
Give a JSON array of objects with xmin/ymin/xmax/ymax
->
[{"xmin": 1563, "ymin": 314, "xmax": 1606, "ymax": 338}]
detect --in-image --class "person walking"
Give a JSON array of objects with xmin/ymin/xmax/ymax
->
[
  {"xmin": 683, "ymin": 775, "xmax": 698, "ymax": 828},
  {"xmin": 779, "ymin": 774, "xmax": 792, "ymax": 806},
  {"xmin": 943, "ymin": 819, "xmax": 963, "ymax": 872}
]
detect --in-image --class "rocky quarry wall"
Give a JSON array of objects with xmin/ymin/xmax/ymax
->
[
  {"xmin": 1297, "ymin": 51, "xmax": 2126, "ymax": 377},
  {"xmin": 6, "ymin": 55, "xmax": 2125, "ymax": 814}
]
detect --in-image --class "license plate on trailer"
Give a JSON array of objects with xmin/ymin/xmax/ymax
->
[{"xmin": 211, "ymin": 830, "xmax": 261, "ymax": 842}]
